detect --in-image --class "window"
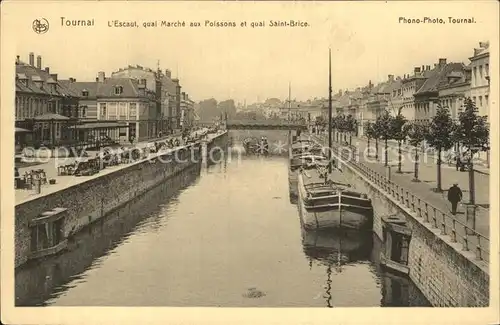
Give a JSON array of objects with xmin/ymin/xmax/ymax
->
[
  {"xmin": 82, "ymin": 90, "xmax": 89, "ymax": 97},
  {"xmin": 108, "ymin": 102, "xmax": 117, "ymax": 119},
  {"xmin": 119, "ymin": 102, "xmax": 127, "ymax": 120},
  {"xmin": 114, "ymin": 86, "xmax": 123, "ymax": 95},
  {"xmin": 29, "ymin": 208, "xmax": 67, "ymax": 258},
  {"xmin": 485, "ymin": 64, "xmax": 489, "ymax": 76},
  {"xmin": 472, "ymin": 96, "xmax": 476, "ymax": 104},
  {"xmin": 485, "ymin": 95, "xmax": 489, "ymax": 106},
  {"xmin": 479, "ymin": 96, "xmax": 483, "ymax": 107},
  {"xmin": 129, "ymin": 103, "xmax": 137, "ymax": 119},
  {"xmin": 479, "ymin": 65, "xmax": 483, "ymax": 80},
  {"xmin": 99, "ymin": 103, "xmax": 107, "ymax": 119}
]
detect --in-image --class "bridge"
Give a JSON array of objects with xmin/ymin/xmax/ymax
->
[{"xmin": 225, "ymin": 119, "xmax": 308, "ymax": 130}]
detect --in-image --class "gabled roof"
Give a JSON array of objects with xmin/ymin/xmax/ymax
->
[
  {"xmin": 59, "ymin": 81, "xmax": 98, "ymax": 98},
  {"xmin": 415, "ymin": 62, "xmax": 465, "ymax": 95},
  {"xmin": 15, "ymin": 61, "xmax": 80, "ymax": 97},
  {"xmin": 61, "ymin": 78, "xmax": 151, "ymax": 99}
]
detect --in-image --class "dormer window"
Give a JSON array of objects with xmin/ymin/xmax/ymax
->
[
  {"xmin": 82, "ymin": 90, "xmax": 89, "ymax": 97},
  {"xmin": 114, "ymin": 86, "xmax": 123, "ymax": 95}
]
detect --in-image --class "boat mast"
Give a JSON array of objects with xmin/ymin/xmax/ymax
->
[
  {"xmin": 328, "ymin": 48, "xmax": 333, "ymax": 173},
  {"xmin": 288, "ymin": 82, "xmax": 292, "ymax": 122}
]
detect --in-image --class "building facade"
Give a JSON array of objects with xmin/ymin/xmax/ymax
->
[
  {"xmin": 15, "ymin": 53, "xmax": 80, "ymax": 150},
  {"xmin": 111, "ymin": 65, "xmax": 185, "ymax": 135},
  {"xmin": 467, "ymin": 41, "xmax": 490, "ymax": 121},
  {"xmin": 414, "ymin": 60, "xmax": 466, "ymax": 122},
  {"xmin": 111, "ymin": 66, "xmax": 163, "ymax": 135},
  {"xmin": 180, "ymin": 91, "xmax": 195, "ymax": 129},
  {"xmin": 64, "ymin": 74, "xmax": 157, "ymax": 144},
  {"xmin": 437, "ymin": 68, "xmax": 471, "ymax": 121},
  {"xmin": 402, "ymin": 65, "xmax": 431, "ymax": 122}
]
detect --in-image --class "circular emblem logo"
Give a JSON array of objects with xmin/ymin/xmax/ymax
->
[{"xmin": 32, "ymin": 18, "xmax": 49, "ymax": 34}]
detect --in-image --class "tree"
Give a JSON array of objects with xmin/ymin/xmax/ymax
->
[
  {"xmin": 404, "ymin": 121, "xmax": 427, "ymax": 182},
  {"xmin": 218, "ymin": 99, "xmax": 237, "ymax": 119},
  {"xmin": 315, "ymin": 115, "xmax": 326, "ymax": 127},
  {"xmin": 390, "ymin": 114, "xmax": 408, "ymax": 173},
  {"xmin": 454, "ymin": 98, "xmax": 489, "ymax": 204},
  {"xmin": 344, "ymin": 114, "xmax": 357, "ymax": 145},
  {"xmin": 425, "ymin": 104, "xmax": 455, "ymax": 192},
  {"xmin": 198, "ymin": 98, "xmax": 218, "ymax": 121},
  {"xmin": 364, "ymin": 121, "xmax": 377, "ymax": 158},
  {"xmin": 332, "ymin": 115, "xmax": 341, "ymax": 142},
  {"xmin": 373, "ymin": 110, "xmax": 394, "ymax": 166}
]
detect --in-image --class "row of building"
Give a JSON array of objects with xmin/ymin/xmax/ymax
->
[
  {"xmin": 248, "ymin": 41, "xmax": 490, "ymax": 137},
  {"xmin": 14, "ymin": 52, "xmax": 196, "ymax": 150},
  {"xmin": 325, "ymin": 41, "xmax": 490, "ymax": 136}
]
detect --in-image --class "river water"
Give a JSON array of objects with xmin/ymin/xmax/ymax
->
[{"xmin": 15, "ymin": 154, "xmax": 431, "ymax": 307}]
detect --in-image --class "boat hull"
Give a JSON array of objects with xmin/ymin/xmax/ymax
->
[{"xmin": 298, "ymin": 174, "xmax": 373, "ymax": 231}]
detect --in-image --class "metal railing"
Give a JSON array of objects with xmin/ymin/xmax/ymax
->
[{"xmin": 320, "ymin": 136, "xmax": 490, "ymax": 263}]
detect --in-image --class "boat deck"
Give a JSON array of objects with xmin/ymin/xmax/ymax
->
[{"xmin": 301, "ymin": 167, "xmax": 350, "ymax": 188}]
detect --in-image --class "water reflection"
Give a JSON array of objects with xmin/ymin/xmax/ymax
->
[
  {"xmin": 15, "ymin": 164, "xmax": 201, "ymax": 306},
  {"xmin": 301, "ymin": 228, "xmax": 373, "ymax": 307},
  {"xmin": 300, "ymin": 228, "xmax": 430, "ymax": 307}
]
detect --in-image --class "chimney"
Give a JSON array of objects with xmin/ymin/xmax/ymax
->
[
  {"xmin": 29, "ymin": 52, "xmax": 35, "ymax": 66},
  {"xmin": 50, "ymin": 73, "xmax": 58, "ymax": 81},
  {"xmin": 36, "ymin": 55, "xmax": 42, "ymax": 69},
  {"xmin": 45, "ymin": 67, "xmax": 50, "ymax": 73},
  {"xmin": 165, "ymin": 69, "xmax": 171, "ymax": 78},
  {"xmin": 97, "ymin": 71, "xmax": 105, "ymax": 82},
  {"xmin": 438, "ymin": 58, "xmax": 447, "ymax": 66},
  {"xmin": 16, "ymin": 55, "xmax": 20, "ymax": 65},
  {"xmin": 388, "ymin": 74, "xmax": 394, "ymax": 82}
]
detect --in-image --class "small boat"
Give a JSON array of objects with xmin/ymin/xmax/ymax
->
[{"xmin": 297, "ymin": 166, "xmax": 373, "ymax": 230}]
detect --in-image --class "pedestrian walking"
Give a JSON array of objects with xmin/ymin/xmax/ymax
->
[
  {"xmin": 455, "ymin": 155, "xmax": 461, "ymax": 171},
  {"xmin": 447, "ymin": 182, "xmax": 463, "ymax": 215}
]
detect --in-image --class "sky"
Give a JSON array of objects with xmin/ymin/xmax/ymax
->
[{"xmin": 2, "ymin": 1, "xmax": 498, "ymax": 104}]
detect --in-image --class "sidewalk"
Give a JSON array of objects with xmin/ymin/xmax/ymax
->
[
  {"xmin": 363, "ymin": 136, "xmax": 490, "ymax": 175},
  {"xmin": 15, "ymin": 130, "xmax": 221, "ymax": 205},
  {"xmin": 351, "ymin": 136, "xmax": 490, "ymax": 210},
  {"xmin": 315, "ymin": 134, "xmax": 490, "ymax": 239}
]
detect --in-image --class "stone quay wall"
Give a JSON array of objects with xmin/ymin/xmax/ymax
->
[
  {"xmin": 332, "ymin": 150, "xmax": 489, "ymax": 307},
  {"xmin": 15, "ymin": 132, "xmax": 228, "ymax": 268}
]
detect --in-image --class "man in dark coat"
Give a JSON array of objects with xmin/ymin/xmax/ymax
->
[{"xmin": 447, "ymin": 182, "xmax": 463, "ymax": 215}]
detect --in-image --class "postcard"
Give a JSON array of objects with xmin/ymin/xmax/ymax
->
[{"xmin": 1, "ymin": 1, "xmax": 498, "ymax": 324}]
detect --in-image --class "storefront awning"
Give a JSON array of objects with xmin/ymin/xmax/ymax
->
[
  {"xmin": 33, "ymin": 113, "xmax": 72, "ymax": 121},
  {"xmin": 15, "ymin": 127, "xmax": 31, "ymax": 133},
  {"xmin": 69, "ymin": 122, "xmax": 129, "ymax": 130}
]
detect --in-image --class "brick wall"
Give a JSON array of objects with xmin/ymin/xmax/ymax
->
[
  {"xmin": 15, "ymin": 132, "xmax": 228, "ymax": 268},
  {"xmin": 334, "ymin": 150, "xmax": 489, "ymax": 307}
]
